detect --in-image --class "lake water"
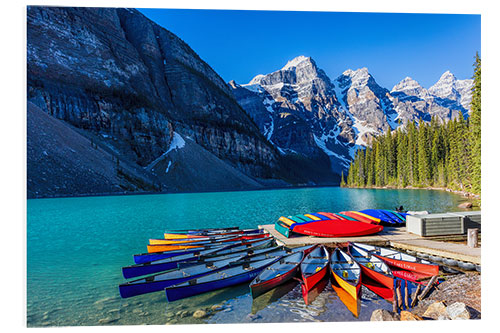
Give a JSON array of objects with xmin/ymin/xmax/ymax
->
[{"xmin": 26, "ymin": 186, "xmax": 467, "ymax": 327}]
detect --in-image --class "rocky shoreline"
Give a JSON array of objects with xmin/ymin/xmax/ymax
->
[{"xmin": 371, "ymin": 272, "xmax": 481, "ymax": 321}]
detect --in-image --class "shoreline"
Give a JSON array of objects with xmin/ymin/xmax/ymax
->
[
  {"xmin": 343, "ymin": 185, "xmax": 480, "ymax": 200},
  {"xmin": 26, "ymin": 183, "xmax": 477, "ymax": 201}
]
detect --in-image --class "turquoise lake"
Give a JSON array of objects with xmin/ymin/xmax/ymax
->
[{"xmin": 27, "ymin": 186, "xmax": 468, "ymax": 327}]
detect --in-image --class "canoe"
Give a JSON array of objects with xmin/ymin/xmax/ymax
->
[
  {"xmin": 177, "ymin": 245, "xmax": 285, "ymax": 268},
  {"xmin": 123, "ymin": 246, "xmax": 226, "ymax": 279},
  {"xmin": 150, "ymin": 234, "xmax": 237, "ymax": 245},
  {"xmin": 332, "ymin": 213, "xmax": 360, "ymax": 221},
  {"xmin": 124, "ymin": 242, "xmax": 279, "ymax": 279},
  {"xmin": 300, "ymin": 245, "xmax": 329, "ymax": 293},
  {"xmin": 351, "ymin": 242, "xmax": 439, "ymax": 276},
  {"xmin": 152, "ymin": 230, "xmax": 268, "ymax": 245},
  {"xmin": 331, "ymin": 279, "xmax": 360, "ymax": 318},
  {"xmin": 133, "ymin": 237, "xmax": 273, "ymax": 264},
  {"xmin": 382, "ymin": 210, "xmax": 407, "ymax": 223},
  {"xmin": 291, "ymin": 219, "xmax": 383, "ymax": 237},
  {"xmin": 163, "ymin": 226, "xmax": 239, "ymax": 235},
  {"xmin": 165, "ymin": 257, "xmax": 279, "ymax": 302},
  {"xmin": 274, "ymin": 220, "xmax": 292, "ymax": 238},
  {"xmin": 163, "ymin": 228, "xmax": 266, "ymax": 240},
  {"xmin": 250, "ymin": 251, "xmax": 304, "ymax": 298},
  {"xmin": 358, "ymin": 209, "xmax": 400, "ymax": 226},
  {"xmin": 330, "ymin": 248, "xmax": 362, "ymax": 300},
  {"xmin": 146, "ymin": 233, "xmax": 269, "ymax": 253},
  {"xmin": 348, "ymin": 243, "xmax": 394, "ymax": 290},
  {"xmin": 339, "ymin": 211, "xmax": 381, "ymax": 224},
  {"xmin": 119, "ymin": 255, "xmax": 245, "ymax": 298}
]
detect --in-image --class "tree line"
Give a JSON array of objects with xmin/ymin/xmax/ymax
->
[{"xmin": 342, "ymin": 54, "xmax": 481, "ymax": 195}]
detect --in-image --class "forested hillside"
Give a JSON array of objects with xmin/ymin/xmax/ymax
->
[{"xmin": 343, "ymin": 54, "xmax": 481, "ymax": 195}]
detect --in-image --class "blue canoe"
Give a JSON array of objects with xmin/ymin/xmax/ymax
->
[
  {"xmin": 123, "ymin": 246, "xmax": 225, "ymax": 279},
  {"xmin": 124, "ymin": 238, "xmax": 274, "ymax": 278},
  {"xmin": 133, "ymin": 237, "xmax": 273, "ymax": 264},
  {"xmin": 119, "ymin": 255, "xmax": 245, "ymax": 298},
  {"xmin": 165, "ymin": 257, "xmax": 280, "ymax": 302},
  {"xmin": 359, "ymin": 209, "xmax": 400, "ymax": 226}
]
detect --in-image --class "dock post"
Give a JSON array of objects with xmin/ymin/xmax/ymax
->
[{"xmin": 467, "ymin": 228, "xmax": 479, "ymax": 248}]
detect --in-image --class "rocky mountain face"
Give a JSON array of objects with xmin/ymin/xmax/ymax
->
[
  {"xmin": 390, "ymin": 71, "xmax": 473, "ymax": 126},
  {"xmin": 230, "ymin": 56, "xmax": 356, "ymax": 172},
  {"xmin": 231, "ymin": 56, "xmax": 473, "ymax": 170},
  {"xmin": 27, "ymin": 6, "xmax": 296, "ymax": 197}
]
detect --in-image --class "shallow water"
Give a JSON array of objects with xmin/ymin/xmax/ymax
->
[{"xmin": 27, "ymin": 186, "xmax": 467, "ymax": 326}]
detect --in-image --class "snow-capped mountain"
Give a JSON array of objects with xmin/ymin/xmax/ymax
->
[
  {"xmin": 230, "ymin": 56, "xmax": 356, "ymax": 172},
  {"xmin": 230, "ymin": 55, "xmax": 474, "ymax": 173},
  {"xmin": 334, "ymin": 67, "xmax": 398, "ymax": 146},
  {"xmin": 390, "ymin": 71, "xmax": 473, "ymax": 125}
]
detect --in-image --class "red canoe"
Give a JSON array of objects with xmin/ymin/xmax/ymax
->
[
  {"xmin": 291, "ymin": 219, "xmax": 383, "ymax": 237},
  {"xmin": 300, "ymin": 245, "xmax": 329, "ymax": 294},
  {"xmin": 348, "ymin": 244, "xmax": 394, "ymax": 290},
  {"xmin": 339, "ymin": 211, "xmax": 379, "ymax": 224},
  {"xmin": 352, "ymin": 242, "xmax": 439, "ymax": 277}
]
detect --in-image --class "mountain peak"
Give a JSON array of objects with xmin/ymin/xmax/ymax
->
[{"xmin": 281, "ymin": 55, "xmax": 312, "ymax": 71}]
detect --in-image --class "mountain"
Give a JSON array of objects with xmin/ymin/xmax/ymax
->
[
  {"xmin": 390, "ymin": 71, "xmax": 473, "ymax": 125},
  {"xmin": 230, "ymin": 56, "xmax": 355, "ymax": 174},
  {"xmin": 27, "ymin": 6, "xmax": 299, "ymax": 198},
  {"xmin": 231, "ymin": 56, "xmax": 474, "ymax": 171}
]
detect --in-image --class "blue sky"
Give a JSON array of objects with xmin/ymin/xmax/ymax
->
[{"xmin": 138, "ymin": 8, "xmax": 480, "ymax": 89}]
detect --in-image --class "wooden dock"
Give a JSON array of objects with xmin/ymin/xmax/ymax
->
[{"xmin": 258, "ymin": 224, "xmax": 481, "ymax": 264}]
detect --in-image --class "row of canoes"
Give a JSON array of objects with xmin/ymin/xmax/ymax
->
[
  {"xmin": 275, "ymin": 209, "xmax": 408, "ymax": 238},
  {"xmin": 119, "ymin": 226, "xmax": 439, "ymax": 309}
]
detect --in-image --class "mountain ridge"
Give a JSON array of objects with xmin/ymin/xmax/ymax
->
[{"xmin": 230, "ymin": 55, "xmax": 474, "ymax": 172}]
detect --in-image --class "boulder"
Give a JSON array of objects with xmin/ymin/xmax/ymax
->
[
  {"xmin": 400, "ymin": 311, "xmax": 424, "ymax": 321},
  {"xmin": 423, "ymin": 301, "xmax": 448, "ymax": 320},
  {"xmin": 446, "ymin": 302, "xmax": 471, "ymax": 320},
  {"xmin": 458, "ymin": 202, "xmax": 473, "ymax": 209},
  {"xmin": 193, "ymin": 310, "xmax": 207, "ymax": 319},
  {"xmin": 370, "ymin": 309, "xmax": 400, "ymax": 321}
]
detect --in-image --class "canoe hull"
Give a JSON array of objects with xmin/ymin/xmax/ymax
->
[
  {"xmin": 374, "ymin": 254, "xmax": 439, "ymax": 276},
  {"xmin": 165, "ymin": 262, "xmax": 275, "ymax": 302},
  {"xmin": 359, "ymin": 264, "xmax": 393, "ymax": 290},
  {"xmin": 330, "ymin": 269, "xmax": 361, "ymax": 301},
  {"xmin": 292, "ymin": 220, "xmax": 383, "ymax": 237},
  {"xmin": 250, "ymin": 266, "xmax": 299, "ymax": 298}
]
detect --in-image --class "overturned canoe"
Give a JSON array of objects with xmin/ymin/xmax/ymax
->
[
  {"xmin": 165, "ymin": 257, "xmax": 279, "ymax": 302},
  {"xmin": 339, "ymin": 211, "xmax": 381, "ymax": 224},
  {"xmin": 250, "ymin": 251, "xmax": 304, "ymax": 298},
  {"xmin": 330, "ymin": 248, "xmax": 362, "ymax": 301},
  {"xmin": 276, "ymin": 212, "xmax": 383, "ymax": 238},
  {"xmin": 351, "ymin": 242, "xmax": 439, "ymax": 276},
  {"xmin": 358, "ymin": 209, "xmax": 400, "ymax": 226}
]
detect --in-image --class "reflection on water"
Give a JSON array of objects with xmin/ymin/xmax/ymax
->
[
  {"xmin": 251, "ymin": 279, "xmax": 298, "ymax": 314},
  {"xmin": 28, "ymin": 187, "xmax": 464, "ymax": 326},
  {"xmin": 303, "ymin": 276, "xmax": 328, "ymax": 305},
  {"xmin": 331, "ymin": 279, "xmax": 360, "ymax": 318}
]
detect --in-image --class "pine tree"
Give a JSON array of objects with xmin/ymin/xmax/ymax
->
[
  {"xmin": 469, "ymin": 53, "xmax": 481, "ymax": 194},
  {"xmin": 340, "ymin": 170, "xmax": 346, "ymax": 187}
]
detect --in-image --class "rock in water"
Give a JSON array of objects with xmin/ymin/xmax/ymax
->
[
  {"xmin": 193, "ymin": 310, "xmax": 207, "ymax": 319},
  {"xmin": 446, "ymin": 302, "xmax": 471, "ymax": 320},
  {"xmin": 458, "ymin": 202, "xmax": 473, "ymax": 209},
  {"xmin": 370, "ymin": 309, "xmax": 400, "ymax": 321},
  {"xmin": 400, "ymin": 311, "xmax": 424, "ymax": 321},
  {"xmin": 423, "ymin": 301, "xmax": 449, "ymax": 320}
]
